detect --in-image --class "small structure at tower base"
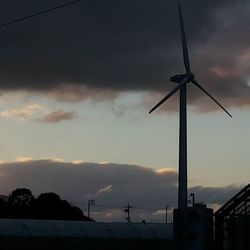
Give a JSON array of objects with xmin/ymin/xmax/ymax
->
[{"xmin": 173, "ymin": 204, "xmax": 213, "ymax": 250}]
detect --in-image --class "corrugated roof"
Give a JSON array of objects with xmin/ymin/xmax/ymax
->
[{"xmin": 0, "ymin": 219, "xmax": 173, "ymax": 239}]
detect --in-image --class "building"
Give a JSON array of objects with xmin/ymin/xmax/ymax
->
[{"xmin": 0, "ymin": 219, "xmax": 173, "ymax": 250}]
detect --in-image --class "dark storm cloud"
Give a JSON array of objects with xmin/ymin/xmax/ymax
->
[
  {"xmin": 0, "ymin": 160, "xmax": 178, "ymax": 208},
  {"xmin": 0, "ymin": 0, "xmax": 249, "ymax": 109},
  {"xmin": 0, "ymin": 160, "xmax": 243, "ymax": 221}
]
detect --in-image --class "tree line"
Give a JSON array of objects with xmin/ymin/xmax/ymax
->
[{"xmin": 0, "ymin": 188, "xmax": 93, "ymax": 221}]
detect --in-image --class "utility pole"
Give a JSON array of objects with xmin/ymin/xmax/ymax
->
[
  {"xmin": 87, "ymin": 199, "xmax": 95, "ymax": 219},
  {"xmin": 165, "ymin": 204, "xmax": 168, "ymax": 224},
  {"xmin": 124, "ymin": 203, "xmax": 132, "ymax": 223},
  {"xmin": 190, "ymin": 193, "xmax": 195, "ymax": 207}
]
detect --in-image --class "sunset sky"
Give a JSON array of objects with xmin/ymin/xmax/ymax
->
[{"xmin": 0, "ymin": 0, "xmax": 249, "ymax": 222}]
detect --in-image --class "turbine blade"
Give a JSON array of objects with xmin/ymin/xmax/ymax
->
[
  {"xmin": 149, "ymin": 78, "xmax": 188, "ymax": 114},
  {"xmin": 178, "ymin": 2, "xmax": 191, "ymax": 74},
  {"xmin": 192, "ymin": 80, "xmax": 232, "ymax": 118},
  {"xmin": 149, "ymin": 85, "xmax": 181, "ymax": 114}
]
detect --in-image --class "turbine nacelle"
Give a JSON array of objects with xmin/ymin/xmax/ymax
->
[{"xmin": 170, "ymin": 73, "xmax": 194, "ymax": 84}]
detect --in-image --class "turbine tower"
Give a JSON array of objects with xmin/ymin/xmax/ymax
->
[{"xmin": 149, "ymin": 2, "xmax": 231, "ymax": 209}]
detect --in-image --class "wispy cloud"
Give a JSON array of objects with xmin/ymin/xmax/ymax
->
[
  {"xmin": 156, "ymin": 167, "xmax": 176, "ymax": 174},
  {"xmin": 96, "ymin": 185, "xmax": 113, "ymax": 196},
  {"xmin": 0, "ymin": 104, "xmax": 44, "ymax": 120},
  {"xmin": 16, "ymin": 157, "xmax": 33, "ymax": 162},
  {"xmin": 39, "ymin": 110, "xmax": 76, "ymax": 123},
  {"xmin": 45, "ymin": 84, "xmax": 117, "ymax": 103}
]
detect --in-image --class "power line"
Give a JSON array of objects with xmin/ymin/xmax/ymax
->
[
  {"xmin": 133, "ymin": 206, "xmax": 169, "ymax": 211},
  {"xmin": 73, "ymin": 202, "xmax": 125, "ymax": 209},
  {"xmin": 0, "ymin": 0, "xmax": 86, "ymax": 29},
  {"xmin": 94, "ymin": 204, "xmax": 125, "ymax": 209},
  {"xmin": 72, "ymin": 201, "xmax": 172, "ymax": 211}
]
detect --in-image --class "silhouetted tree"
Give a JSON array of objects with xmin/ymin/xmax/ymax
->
[
  {"xmin": 8, "ymin": 188, "xmax": 34, "ymax": 207},
  {"xmin": 0, "ymin": 189, "xmax": 92, "ymax": 221},
  {"xmin": 71, "ymin": 206, "xmax": 85, "ymax": 220},
  {"xmin": 8, "ymin": 188, "xmax": 35, "ymax": 219},
  {"xmin": 33, "ymin": 192, "xmax": 92, "ymax": 221},
  {"xmin": 34, "ymin": 192, "xmax": 69, "ymax": 220},
  {"xmin": 0, "ymin": 198, "xmax": 8, "ymax": 218}
]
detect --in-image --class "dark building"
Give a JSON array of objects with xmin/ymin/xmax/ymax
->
[
  {"xmin": 215, "ymin": 184, "xmax": 250, "ymax": 250},
  {"xmin": 0, "ymin": 220, "xmax": 173, "ymax": 250}
]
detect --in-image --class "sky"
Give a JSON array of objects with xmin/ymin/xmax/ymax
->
[{"xmin": 0, "ymin": 0, "xmax": 249, "ymax": 222}]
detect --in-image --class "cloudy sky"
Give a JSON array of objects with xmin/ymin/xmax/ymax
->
[{"xmin": 0, "ymin": 0, "xmax": 249, "ymax": 221}]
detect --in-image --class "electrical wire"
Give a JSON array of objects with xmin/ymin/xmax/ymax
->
[
  {"xmin": 0, "ymin": 0, "xmax": 86, "ymax": 28},
  {"xmin": 72, "ymin": 201, "xmax": 171, "ymax": 211}
]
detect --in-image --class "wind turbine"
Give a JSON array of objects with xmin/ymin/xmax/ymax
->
[{"xmin": 149, "ymin": 2, "xmax": 232, "ymax": 209}]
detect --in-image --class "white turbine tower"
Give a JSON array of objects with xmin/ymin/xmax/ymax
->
[{"xmin": 149, "ymin": 2, "xmax": 232, "ymax": 209}]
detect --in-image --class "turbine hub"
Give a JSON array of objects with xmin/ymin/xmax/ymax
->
[
  {"xmin": 188, "ymin": 72, "xmax": 195, "ymax": 81},
  {"xmin": 170, "ymin": 74, "xmax": 187, "ymax": 83}
]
